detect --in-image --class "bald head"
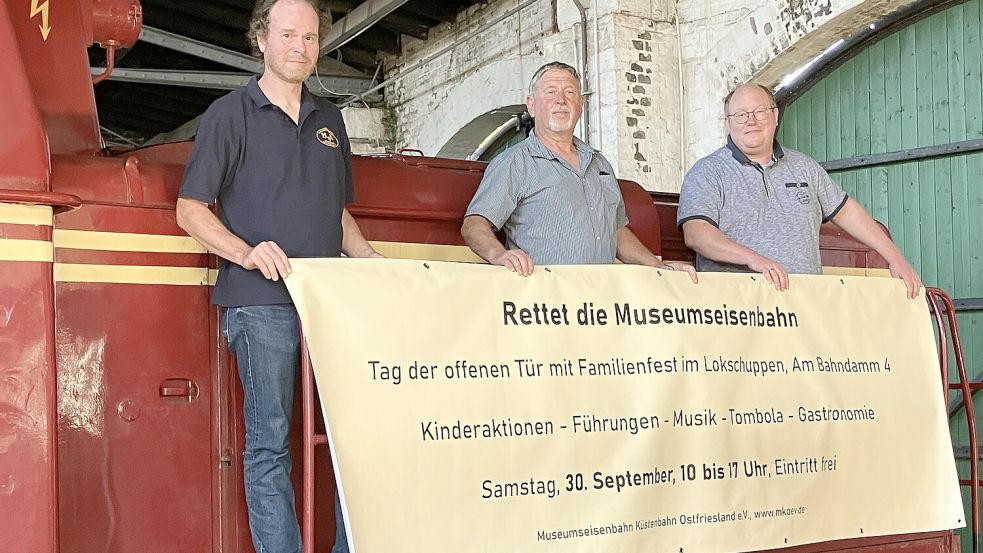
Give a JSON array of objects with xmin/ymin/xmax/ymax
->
[
  {"xmin": 723, "ymin": 84, "xmax": 776, "ymax": 115},
  {"xmin": 724, "ymin": 83, "xmax": 779, "ymax": 165}
]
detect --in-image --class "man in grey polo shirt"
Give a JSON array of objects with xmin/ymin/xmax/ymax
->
[
  {"xmin": 677, "ymin": 83, "xmax": 921, "ymax": 298},
  {"xmin": 462, "ymin": 61, "xmax": 696, "ymax": 281}
]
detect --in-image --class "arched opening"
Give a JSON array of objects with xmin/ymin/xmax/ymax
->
[{"xmin": 436, "ymin": 105, "xmax": 528, "ymax": 161}]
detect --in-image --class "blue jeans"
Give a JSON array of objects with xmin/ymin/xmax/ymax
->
[{"xmin": 224, "ymin": 305, "xmax": 350, "ymax": 553}]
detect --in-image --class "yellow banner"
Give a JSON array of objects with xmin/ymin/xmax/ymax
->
[{"xmin": 285, "ymin": 259, "xmax": 963, "ymax": 553}]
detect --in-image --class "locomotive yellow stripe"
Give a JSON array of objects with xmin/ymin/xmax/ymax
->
[
  {"xmin": 369, "ymin": 241, "xmax": 484, "ymax": 263},
  {"xmin": 7, "ymin": 229, "xmax": 891, "ymax": 283},
  {"xmin": 0, "ymin": 204, "xmax": 53, "ymax": 226},
  {"xmin": 0, "ymin": 239, "xmax": 53, "ymax": 262},
  {"xmin": 50, "ymin": 234, "xmax": 478, "ymax": 260},
  {"xmin": 54, "ymin": 229, "xmax": 206, "ymax": 253},
  {"xmin": 45, "ymin": 262, "xmax": 891, "ymax": 285},
  {"xmin": 48, "ymin": 229, "xmax": 213, "ymax": 284},
  {"xmin": 822, "ymin": 266, "xmax": 892, "ymax": 278},
  {"xmin": 367, "ymin": 242, "xmax": 893, "ymax": 278},
  {"xmin": 54, "ymin": 264, "xmax": 218, "ymax": 286}
]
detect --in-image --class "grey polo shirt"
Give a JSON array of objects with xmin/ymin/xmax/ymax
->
[
  {"xmin": 465, "ymin": 132, "xmax": 628, "ymax": 264},
  {"xmin": 677, "ymin": 137, "xmax": 847, "ymax": 274},
  {"xmin": 179, "ymin": 77, "xmax": 354, "ymax": 307}
]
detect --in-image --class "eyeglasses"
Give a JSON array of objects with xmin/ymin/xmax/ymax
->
[{"xmin": 726, "ymin": 106, "xmax": 777, "ymax": 124}]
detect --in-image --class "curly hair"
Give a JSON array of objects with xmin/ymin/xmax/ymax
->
[{"xmin": 247, "ymin": 0, "xmax": 333, "ymax": 58}]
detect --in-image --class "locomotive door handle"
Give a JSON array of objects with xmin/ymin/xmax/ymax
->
[{"xmin": 159, "ymin": 378, "xmax": 199, "ymax": 402}]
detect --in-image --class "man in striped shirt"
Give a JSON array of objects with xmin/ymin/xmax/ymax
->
[{"xmin": 461, "ymin": 61, "xmax": 695, "ymax": 281}]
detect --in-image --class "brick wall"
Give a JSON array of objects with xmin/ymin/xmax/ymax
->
[{"xmin": 384, "ymin": 0, "xmax": 915, "ymax": 192}]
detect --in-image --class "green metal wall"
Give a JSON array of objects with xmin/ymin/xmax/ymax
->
[{"xmin": 777, "ymin": 0, "xmax": 982, "ymax": 545}]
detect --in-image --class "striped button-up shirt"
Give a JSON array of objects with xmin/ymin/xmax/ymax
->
[{"xmin": 466, "ymin": 132, "xmax": 628, "ymax": 265}]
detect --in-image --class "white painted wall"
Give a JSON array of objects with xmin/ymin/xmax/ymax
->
[
  {"xmin": 341, "ymin": 106, "xmax": 387, "ymax": 154},
  {"xmin": 383, "ymin": 0, "xmax": 918, "ymax": 192},
  {"xmin": 384, "ymin": 0, "xmax": 554, "ymax": 155},
  {"xmin": 679, "ymin": 0, "xmax": 918, "ymax": 165}
]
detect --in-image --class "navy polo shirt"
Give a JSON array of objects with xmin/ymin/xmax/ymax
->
[{"xmin": 179, "ymin": 76, "xmax": 353, "ymax": 307}]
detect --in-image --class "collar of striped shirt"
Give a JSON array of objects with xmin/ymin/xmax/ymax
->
[{"xmin": 526, "ymin": 130, "xmax": 596, "ymax": 161}]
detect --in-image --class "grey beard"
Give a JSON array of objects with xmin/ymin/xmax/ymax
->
[{"xmin": 547, "ymin": 116, "xmax": 575, "ymax": 132}]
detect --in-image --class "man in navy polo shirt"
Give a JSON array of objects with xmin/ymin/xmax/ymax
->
[
  {"xmin": 678, "ymin": 83, "xmax": 921, "ymax": 298},
  {"xmin": 176, "ymin": 1, "xmax": 379, "ymax": 552}
]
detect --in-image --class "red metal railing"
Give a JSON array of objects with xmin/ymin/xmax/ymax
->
[
  {"xmin": 300, "ymin": 346, "xmax": 328, "ymax": 552},
  {"xmin": 300, "ymin": 287, "xmax": 981, "ymax": 553},
  {"xmin": 926, "ymin": 287, "xmax": 980, "ymax": 553}
]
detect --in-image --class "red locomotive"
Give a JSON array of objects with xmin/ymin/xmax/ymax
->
[{"xmin": 0, "ymin": 1, "xmax": 973, "ymax": 551}]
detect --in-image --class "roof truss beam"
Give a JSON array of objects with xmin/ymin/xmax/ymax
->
[
  {"xmin": 140, "ymin": 25, "xmax": 262, "ymax": 72},
  {"xmin": 402, "ymin": 0, "xmax": 462, "ymax": 23},
  {"xmin": 139, "ymin": 25, "xmax": 365, "ymax": 77},
  {"xmin": 91, "ymin": 68, "xmax": 378, "ymax": 98},
  {"xmin": 319, "ymin": 0, "xmax": 410, "ymax": 55}
]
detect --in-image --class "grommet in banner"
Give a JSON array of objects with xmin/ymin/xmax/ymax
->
[
  {"xmin": 784, "ymin": 538, "xmax": 788, "ymax": 544},
  {"xmin": 657, "ymin": 270, "xmax": 663, "ymax": 276},
  {"xmin": 423, "ymin": 263, "xmax": 430, "ymax": 269},
  {"xmin": 860, "ymin": 528, "xmax": 864, "ymax": 534},
  {"xmin": 840, "ymin": 278, "xmax": 845, "ymax": 284},
  {"xmin": 750, "ymin": 276, "xmax": 757, "ymax": 281},
  {"xmin": 678, "ymin": 547, "xmax": 684, "ymax": 553},
  {"xmin": 544, "ymin": 267, "xmax": 552, "ymax": 273}
]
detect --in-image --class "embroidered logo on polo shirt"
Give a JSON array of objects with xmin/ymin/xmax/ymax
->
[
  {"xmin": 784, "ymin": 182, "xmax": 810, "ymax": 204},
  {"xmin": 316, "ymin": 127, "xmax": 339, "ymax": 148}
]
